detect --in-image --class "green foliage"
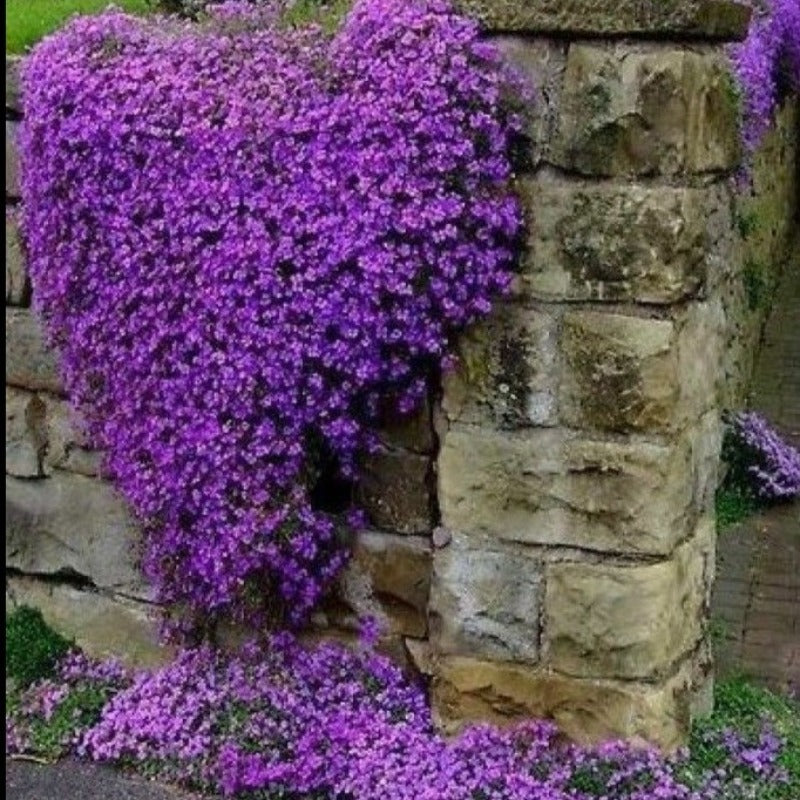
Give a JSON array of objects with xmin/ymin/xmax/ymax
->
[
  {"xmin": 734, "ymin": 209, "xmax": 759, "ymax": 240},
  {"xmin": 715, "ymin": 484, "xmax": 758, "ymax": 531},
  {"xmin": 5, "ymin": 0, "xmax": 151, "ymax": 54},
  {"xmin": 26, "ymin": 684, "xmax": 111, "ymax": 760},
  {"xmin": 684, "ymin": 679, "xmax": 800, "ymax": 799},
  {"xmin": 282, "ymin": 0, "xmax": 352, "ymax": 32},
  {"xmin": 5, "ymin": 605, "xmax": 73, "ymax": 688},
  {"xmin": 743, "ymin": 258, "xmax": 770, "ymax": 311}
]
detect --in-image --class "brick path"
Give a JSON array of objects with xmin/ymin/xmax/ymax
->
[{"xmin": 712, "ymin": 255, "xmax": 800, "ymax": 696}]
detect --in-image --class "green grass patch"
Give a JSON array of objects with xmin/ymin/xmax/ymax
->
[
  {"xmin": 6, "ymin": 605, "xmax": 73, "ymax": 688},
  {"xmin": 715, "ymin": 484, "xmax": 758, "ymax": 531},
  {"xmin": 6, "ymin": 0, "xmax": 152, "ymax": 54},
  {"xmin": 281, "ymin": 0, "xmax": 352, "ymax": 33}
]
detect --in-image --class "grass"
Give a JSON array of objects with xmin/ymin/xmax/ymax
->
[
  {"xmin": 5, "ymin": 0, "xmax": 152, "ymax": 55},
  {"xmin": 715, "ymin": 484, "xmax": 758, "ymax": 532},
  {"xmin": 6, "ymin": 605, "xmax": 73, "ymax": 688}
]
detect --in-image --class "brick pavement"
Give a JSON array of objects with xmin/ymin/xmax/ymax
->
[{"xmin": 712, "ymin": 254, "xmax": 800, "ymax": 695}]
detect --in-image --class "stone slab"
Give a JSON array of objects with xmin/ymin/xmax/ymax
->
[
  {"xmin": 6, "ymin": 308, "xmax": 63, "ymax": 394},
  {"xmin": 453, "ymin": 0, "xmax": 751, "ymax": 38},
  {"xmin": 6, "ymin": 471, "xmax": 148, "ymax": 598},
  {"xmin": 543, "ymin": 519, "xmax": 715, "ymax": 679},
  {"xmin": 6, "ymin": 576, "xmax": 168, "ymax": 668},
  {"xmin": 6, "ymin": 214, "xmax": 30, "ymax": 306},
  {"xmin": 7, "ymin": 118, "xmax": 21, "ymax": 197},
  {"xmin": 429, "ymin": 531, "xmax": 542, "ymax": 663},
  {"xmin": 6, "ymin": 56, "xmax": 23, "ymax": 113}
]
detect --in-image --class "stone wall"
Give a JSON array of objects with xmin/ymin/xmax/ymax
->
[{"xmin": 5, "ymin": 0, "xmax": 799, "ymax": 750}]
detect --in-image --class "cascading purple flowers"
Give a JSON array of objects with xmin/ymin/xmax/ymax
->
[
  {"xmin": 727, "ymin": 411, "xmax": 800, "ymax": 500},
  {"xmin": 19, "ymin": 0, "xmax": 522, "ymax": 631},
  {"xmin": 730, "ymin": 0, "xmax": 800, "ymax": 155}
]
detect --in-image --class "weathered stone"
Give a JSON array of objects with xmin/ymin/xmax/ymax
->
[
  {"xmin": 6, "ymin": 56, "xmax": 23, "ymax": 113},
  {"xmin": 357, "ymin": 449, "xmax": 433, "ymax": 534},
  {"xmin": 6, "ymin": 214, "xmax": 30, "ymax": 305},
  {"xmin": 6, "ymin": 308, "xmax": 63, "ymax": 394},
  {"xmin": 492, "ymin": 37, "xmax": 568, "ymax": 166},
  {"xmin": 6, "ymin": 387, "xmax": 99, "ymax": 478},
  {"xmin": 6, "ymin": 387, "xmax": 47, "ymax": 477},
  {"xmin": 443, "ymin": 304, "xmax": 559, "ymax": 429},
  {"xmin": 6, "ymin": 472, "xmax": 148, "ymax": 598},
  {"xmin": 438, "ymin": 425, "xmax": 707, "ymax": 556},
  {"xmin": 518, "ymin": 176, "xmax": 709, "ymax": 303},
  {"xmin": 453, "ymin": 0, "xmax": 751, "ymax": 39},
  {"xmin": 560, "ymin": 311, "xmax": 676, "ymax": 432},
  {"xmin": 376, "ymin": 394, "xmax": 435, "ymax": 454},
  {"xmin": 429, "ymin": 531, "xmax": 542, "ymax": 663},
  {"xmin": 323, "ymin": 531, "xmax": 432, "ymax": 638},
  {"xmin": 6, "ymin": 576, "xmax": 169, "ymax": 668},
  {"xmin": 552, "ymin": 46, "xmax": 741, "ymax": 176},
  {"xmin": 6, "ymin": 119, "xmax": 21, "ymax": 197},
  {"xmin": 431, "ymin": 654, "xmax": 699, "ymax": 751},
  {"xmin": 543, "ymin": 519, "xmax": 715, "ymax": 679}
]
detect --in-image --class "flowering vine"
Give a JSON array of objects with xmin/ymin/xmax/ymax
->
[{"xmin": 19, "ymin": 0, "xmax": 522, "ymax": 633}]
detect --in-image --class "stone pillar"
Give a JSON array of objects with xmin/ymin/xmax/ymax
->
[{"xmin": 428, "ymin": 0, "xmax": 751, "ymax": 750}]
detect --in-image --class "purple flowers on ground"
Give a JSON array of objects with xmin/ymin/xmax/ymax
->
[
  {"xmin": 726, "ymin": 412, "xmax": 800, "ymax": 501},
  {"xmin": 19, "ymin": 0, "xmax": 522, "ymax": 633},
  {"xmin": 7, "ymin": 638, "xmax": 796, "ymax": 800},
  {"xmin": 730, "ymin": 0, "xmax": 800, "ymax": 156}
]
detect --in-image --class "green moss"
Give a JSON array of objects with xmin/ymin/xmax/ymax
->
[
  {"xmin": 715, "ymin": 484, "xmax": 757, "ymax": 531},
  {"xmin": 743, "ymin": 258, "xmax": 770, "ymax": 311},
  {"xmin": 6, "ymin": 605, "xmax": 73, "ymax": 688}
]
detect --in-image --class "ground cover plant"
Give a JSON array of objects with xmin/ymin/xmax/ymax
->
[
  {"xmin": 20, "ymin": 0, "xmax": 524, "ymax": 635},
  {"xmin": 7, "ymin": 632, "xmax": 800, "ymax": 800},
  {"xmin": 5, "ymin": 0, "xmax": 151, "ymax": 54},
  {"xmin": 716, "ymin": 411, "xmax": 800, "ymax": 529}
]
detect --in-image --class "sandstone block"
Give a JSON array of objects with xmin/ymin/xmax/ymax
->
[
  {"xmin": 6, "ymin": 387, "xmax": 99, "ymax": 478},
  {"xmin": 429, "ymin": 531, "xmax": 542, "ymax": 663},
  {"xmin": 518, "ymin": 176, "xmax": 709, "ymax": 303},
  {"xmin": 438, "ymin": 425, "xmax": 706, "ymax": 556},
  {"xmin": 543, "ymin": 519, "xmax": 715, "ymax": 679},
  {"xmin": 323, "ymin": 531, "xmax": 432, "ymax": 638},
  {"xmin": 6, "ymin": 214, "xmax": 30, "ymax": 305},
  {"xmin": 6, "ymin": 471, "xmax": 148, "ymax": 598},
  {"xmin": 357, "ymin": 449, "xmax": 433, "ymax": 534},
  {"xmin": 6, "ymin": 119, "xmax": 21, "ymax": 197},
  {"xmin": 560, "ymin": 309, "xmax": 719, "ymax": 433},
  {"xmin": 431, "ymin": 654, "xmax": 699, "ymax": 751},
  {"xmin": 6, "ymin": 576, "xmax": 169, "ymax": 668},
  {"xmin": 6, "ymin": 308, "xmax": 63, "ymax": 394},
  {"xmin": 443, "ymin": 304, "xmax": 559, "ymax": 429},
  {"xmin": 552, "ymin": 45, "xmax": 741, "ymax": 176},
  {"xmin": 453, "ymin": 0, "xmax": 750, "ymax": 39},
  {"xmin": 376, "ymin": 394, "xmax": 435, "ymax": 454}
]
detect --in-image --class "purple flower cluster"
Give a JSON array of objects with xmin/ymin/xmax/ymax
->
[
  {"xmin": 19, "ymin": 0, "xmax": 522, "ymax": 630},
  {"xmin": 728, "ymin": 412, "xmax": 800, "ymax": 500},
  {"xmin": 731, "ymin": 0, "xmax": 800, "ymax": 155},
  {"xmin": 7, "ymin": 637, "xmax": 794, "ymax": 800}
]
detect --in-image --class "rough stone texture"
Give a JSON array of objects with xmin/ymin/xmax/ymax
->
[
  {"xmin": 6, "ymin": 308, "xmax": 63, "ymax": 394},
  {"xmin": 544, "ymin": 519, "xmax": 714, "ymax": 680},
  {"xmin": 518, "ymin": 175, "xmax": 710, "ymax": 304},
  {"xmin": 552, "ymin": 45, "xmax": 741, "ymax": 176},
  {"xmin": 443, "ymin": 304, "xmax": 559, "ymax": 429},
  {"xmin": 320, "ymin": 531, "xmax": 432, "ymax": 639},
  {"xmin": 438, "ymin": 423, "xmax": 718, "ymax": 556},
  {"xmin": 430, "ymin": 653, "xmax": 702, "ymax": 751},
  {"xmin": 6, "ymin": 387, "xmax": 100, "ymax": 478},
  {"xmin": 560, "ymin": 308, "xmax": 721, "ymax": 434},
  {"xmin": 6, "ymin": 472, "xmax": 147, "ymax": 598},
  {"xmin": 6, "ymin": 56, "xmax": 23, "ymax": 113},
  {"xmin": 376, "ymin": 395, "xmax": 436, "ymax": 454},
  {"xmin": 429, "ymin": 531, "xmax": 542, "ymax": 663},
  {"xmin": 357, "ymin": 449, "xmax": 433, "ymax": 534},
  {"xmin": 454, "ymin": 0, "xmax": 751, "ymax": 38},
  {"xmin": 6, "ymin": 576, "xmax": 168, "ymax": 668},
  {"xmin": 6, "ymin": 214, "xmax": 30, "ymax": 306},
  {"xmin": 721, "ymin": 101, "xmax": 800, "ymax": 409},
  {"xmin": 6, "ymin": 119, "xmax": 21, "ymax": 197}
]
